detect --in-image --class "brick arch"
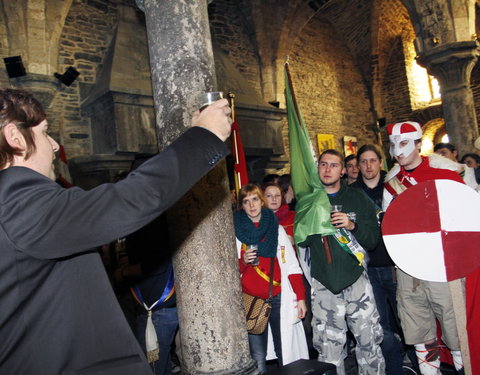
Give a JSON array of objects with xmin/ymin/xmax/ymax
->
[
  {"xmin": 411, "ymin": 104, "xmax": 444, "ymax": 125},
  {"xmin": 421, "ymin": 118, "xmax": 445, "ymax": 155},
  {"xmin": 409, "ymin": 104, "xmax": 445, "ymax": 154},
  {"xmin": 245, "ymin": 0, "xmax": 318, "ymax": 103}
]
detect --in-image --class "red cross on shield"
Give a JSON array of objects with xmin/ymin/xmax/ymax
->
[{"xmin": 382, "ymin": 179, "xmax": 480, "ymax": 282}]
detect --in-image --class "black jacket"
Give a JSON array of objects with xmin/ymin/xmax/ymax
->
[
  {"xmin": 0, "ymin": 127, "xmax": 228, "ymax": 375},
  {"xmin": 350, "ymin": 171, "xmax": 394, "ymax": 267}
]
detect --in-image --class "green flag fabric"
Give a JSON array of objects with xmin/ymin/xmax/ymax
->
[{"xmin": 284, "ymin": 63, "xmax": 336, "ymax": 246}]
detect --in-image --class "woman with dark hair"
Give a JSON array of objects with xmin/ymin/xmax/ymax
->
[
  {"xmin": 461, "ymin": 153, "xmax": 480, "ymax": 168},
  {"xmin": 461, "ymin": 153, "xmax": 480, "ymax": 184},
  {"xmin": 234, "ymin": 184, "xmax": 308, "ymax": 373},
  {"xmin": 278, "ymin": 174, "xmax": 296, "ymax": 210}
]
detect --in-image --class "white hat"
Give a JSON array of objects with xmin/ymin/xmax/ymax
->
[{"xmin": 387, "ymin": 121, "xmax": 422, "ymax": 140}]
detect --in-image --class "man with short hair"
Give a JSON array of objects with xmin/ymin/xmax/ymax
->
[
  {"xmin": 300, "ymin": 149, "xmax": 384, "ymax": 375},
  {"xmin": 350, "ymin": 144, "xmax": 405, "ymax": 374},
  {"xmin": 383, "ymin": 122, "xmax": 464, "ymax": 374},
  {"xmin": 344, "ymin": 154, "xmax": 358, "ymax": 185},
  {"xmin": 0, "ymin": 88, "xmax": 232, "ymax": 374}
]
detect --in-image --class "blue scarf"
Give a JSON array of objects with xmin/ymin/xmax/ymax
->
[{"xmin": 233, "ymin": 208, "xmax": 278, "ymax": 258}]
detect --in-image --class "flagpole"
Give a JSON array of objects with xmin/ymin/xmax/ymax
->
[
  {"xmin": 285, "ymin": 61, "xmax": 302, "ymax": 129},
  {"xmin": 229, "ymin": 92, "xmax": 242, "ymax": 193},
  {"xmin": 228, "ymin": 91, "xmax": 236, "ymax": 120}
]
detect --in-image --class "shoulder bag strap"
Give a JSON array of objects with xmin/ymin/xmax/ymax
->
[{"xmin": 267, "ymin": 257, "xmax": 275, "ymax": 301}]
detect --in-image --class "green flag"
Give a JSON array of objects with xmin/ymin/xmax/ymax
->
[{"xmin": 284, "ymin": 63, "xmax": 335, "ymax": 246}]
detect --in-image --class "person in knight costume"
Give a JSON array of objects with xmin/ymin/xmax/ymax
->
[{"xmin": 382, "ymin": 121, "xmax": 465, "ymax": 375}]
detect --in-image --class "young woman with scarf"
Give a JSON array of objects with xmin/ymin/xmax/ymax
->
[{"xmin": 233, "ymin": 184, "xmax": 308, "ymax": 373}]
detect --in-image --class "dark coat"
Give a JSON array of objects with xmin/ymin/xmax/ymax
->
[
  {"xmin": 0, "ymin": 127, "xmax": 228, "ymax": 375},
  {"xmin": 350, "ymin": 171, "xmax": 395, "ymax": 267}
]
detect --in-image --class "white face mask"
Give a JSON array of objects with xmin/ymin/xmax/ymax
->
[{"xmin": 389, "ymin": 135, "xmax": 416, "ymax": 158}]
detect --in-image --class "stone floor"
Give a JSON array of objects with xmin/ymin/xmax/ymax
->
[
  {"xmin": 343, "ymin": 354, "xmax": 458, "ymax": 375},
  {"xmin": 171, "ymin": 347, "xmax": 461, "ymax": 374}
]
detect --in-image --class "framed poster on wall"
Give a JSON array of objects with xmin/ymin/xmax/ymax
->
[
  {"xmin": 317, "ymin": 134, "xmax": 335, "ymax": 155},
  {"xmin": 343, "ymin": 136, "xmax": 358, "ymax": 156}
]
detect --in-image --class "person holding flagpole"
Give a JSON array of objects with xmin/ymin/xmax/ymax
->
[
  {"xmin": 297, "ymin": 149, "xmax": 384, "ymax": 374},
  {"xmin": 284, "ymin": 63, "xmax": 384, "ymax": 374}
]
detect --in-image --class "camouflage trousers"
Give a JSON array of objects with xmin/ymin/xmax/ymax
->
[{"xmin": 311, "ymin": 273, "xmax": 385, "ymax": 375}]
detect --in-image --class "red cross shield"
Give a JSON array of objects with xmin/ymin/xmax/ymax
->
[{"xmin": 382, "ymin": 179, "xmax": 480, "ymax": 282}]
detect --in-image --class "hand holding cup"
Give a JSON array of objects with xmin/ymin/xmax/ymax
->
[
  {"xmin": 245, "ymin": 244, "xmax": 259, "ymax": 266},
  {"xmin": 192, "ymin": 92, "xmax": 232, "ymax": 141},
  {"xmin": 197, "ymin": 91, "xmax": 223, "ymax": 111},
  {"xmin": 330, "ymin": 204, "xmax": 344, "ymax": 227}
]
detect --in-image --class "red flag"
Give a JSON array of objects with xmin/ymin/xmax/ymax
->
[
  {"xmin": 57, "ymin": 145, "xmax": 73, "ymax": 188},
  {"xmin": 231, "ymin": 115, "xmax": 248, "ymax": 194}
]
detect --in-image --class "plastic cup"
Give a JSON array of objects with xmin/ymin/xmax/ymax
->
[
  {"xmin": 247, "ymin": 244, "xmax": 259, "ymax": 266},
  {"xmin": 330, "ymin": 205, "xmax": 342, "ymax": 226},
  {"xmin": 330, "ymin": 205, "xmax": 342, "ymax": 213}
]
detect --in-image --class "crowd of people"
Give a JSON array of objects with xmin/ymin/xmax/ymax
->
[
  {"xmin": 1, "ymin": 87, "xmax": 479, "ymax": 375},
  {"xmin": 231, "ymin": 121, "xmax": 479, "ymax": 375}
]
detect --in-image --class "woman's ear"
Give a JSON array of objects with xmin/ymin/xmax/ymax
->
[{"xmin": 2, "ymin": 123, "xmax": 26, "ymax": 152}]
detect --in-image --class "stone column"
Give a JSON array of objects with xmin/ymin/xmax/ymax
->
[
  {"xmin": 416, "ymin": 41, "xmax": 479, "ymax": 157},
  {"xmin": 136, "ymin": 1, "xmax": 257, "ymax": 374},
  {"xmin": 402, "ymin": 0, "xmax": 479, "ymax": 157}
]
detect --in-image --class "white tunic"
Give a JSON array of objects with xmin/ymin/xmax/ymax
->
[{"xmin": 236, "ymin": 225, "xmax": 309, "ymax": 365}]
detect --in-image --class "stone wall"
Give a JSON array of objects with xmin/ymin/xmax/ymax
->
[
  {"xmin": 382, "ymin": 37, "xmax": 413, "ymax": 124},
  {"xmin": 1, "ymin": 0, "xmax": 479, "ymax": 179},
  {"xmin": 472, "ymin": 63, "xmax": 480, "ymax": 128},
  {"xmin": 0, "ymin": 0, "xmax": 136, "ymax": 160},
  {"xmin": 209, "ymin": 0, "xmax": 262, "ymax": 98},
  {"xmin": 209, "ymin": 1, "xmax": 377, "ymax": 171},
  {"xmin": 50, "ymin": 0, "xmax": 123, "ymax": 158},
  {"xmin": 287, "ymin": 15, "xmax": 375, "ymax": 158},
  {"xmin": 320, "ymin": 0, "xmax": 374, "ymax": 86}
]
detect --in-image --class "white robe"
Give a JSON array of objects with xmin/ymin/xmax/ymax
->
[{"xmin": 236, "ymin": 225, "xmax": 309, "ymax": 365}]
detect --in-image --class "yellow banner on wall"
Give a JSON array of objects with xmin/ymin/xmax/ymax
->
[{"xmin": 317, "ymin": 134, "xmax": 335, "ymax": 155}]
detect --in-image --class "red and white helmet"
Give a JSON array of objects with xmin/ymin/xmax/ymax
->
[{"xmin": 387, "ymin": 121, "xmax": 422, "ymax": 158}]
